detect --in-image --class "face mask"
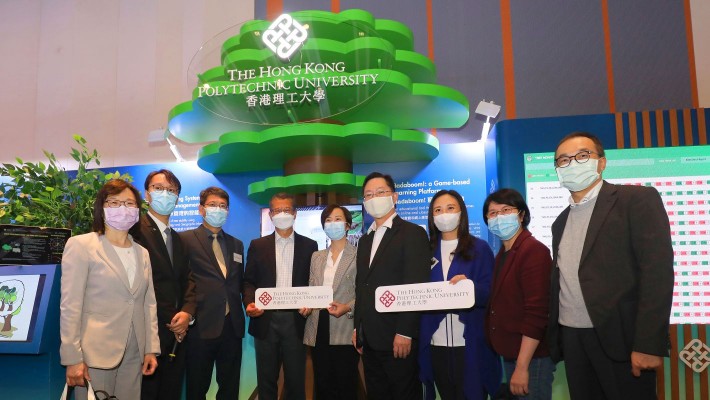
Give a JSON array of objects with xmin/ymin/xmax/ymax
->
[
  {"xmin": 324, "ymin": 221, "xmax": 347, "ymax": 240},
  {"xmin": 556, "ymin": 159, "xmax": 600, "ymax": 192},
  {"xmin": 204, "ymin": 207, "xmax": 228, "ymax": 228},
  {"xmin": 104, "ymin": 206, "xmax": 139, "ymax": 231},
  {"xmin": 364, "ymin": 196, "xmax": 394, "ymax": 219},
  {"xmin": 272, "ymin": 212, "xmax": 295, "ymax": 230},
  {"xmin": 488, "ymin": 213, "xmax": 521, "ymax": 241},
  {"xmin": 149, "ymin": 190, "xmax": 178, "ymax": 216},
  {"xmin": 433, "ymin": 212, "xmax": 460, "ymax": 233}
]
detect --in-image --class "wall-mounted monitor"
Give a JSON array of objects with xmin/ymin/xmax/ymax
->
[
  {"xmin": 260, "ymin": 205, "xmax": 364, "ymax": 250},
  {"xmin": 524, "ymin": 145, "xmax": 710, "ymax": 325}
]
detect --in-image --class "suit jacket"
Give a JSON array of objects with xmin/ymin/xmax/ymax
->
[
  {"xmin": 60, "ymin": 232, "xmax": 160, "ymax": 369},
  {"xmin": 354, "ymin": 215, "xmax": 431, "ymax": 351},
  {"xmin": 485, "ymin": 229, "xmax": 552, "ymax": 360},
  {"xmin": 303, "ymin": 242, "xmax": 357, "ymax": 346},
  {"xmin": 180, "ymin": 225, "xmax": 245, "ymax": 340},
  {"xmin": 547, "ymin": 181, "xmax": 674, "ymax": 362},
  {"xmin": 130, "ymin": 214, "xmax": 195, "ymax": 355},
  {"xmin": 243, "ymin": 232, "xmax": 318, "ymax": 340}
]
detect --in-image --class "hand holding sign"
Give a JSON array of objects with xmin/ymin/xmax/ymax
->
[
  {"xmin": 375, "ymin": 280, "xmax": 475, "ymax": 312},
  {"xmin": 255, "ymin": 286, "xmax": 333, "ymax": 310}
]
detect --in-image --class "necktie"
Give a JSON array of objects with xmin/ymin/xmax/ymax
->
[
  {"xmin": 165, "ymin": 227, "xmax": 173, "ymax": 264},
  {"xmin": 212, "ymin": 233, "xmax": 229, "ymax": 315}
]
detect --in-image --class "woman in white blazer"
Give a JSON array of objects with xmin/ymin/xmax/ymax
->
[
  {"xmin": 60, "ymin": 179, "xmax": 160, "ymax": 400},
  {"xmin": 303, "ymin": 204, "xmax": 359, "ymax": 400}
]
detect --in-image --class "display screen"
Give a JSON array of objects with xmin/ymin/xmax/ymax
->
[
  {"xmin": 260, "ymin": 205, "xmax": 364, "ymax": 250},
  {"xmin": 0, "ymin": 274, "xmax": 45, "ymax": 342},
  {"xmin": 524, "ymin": 145, "xmax": 710, "ymax": 325}
]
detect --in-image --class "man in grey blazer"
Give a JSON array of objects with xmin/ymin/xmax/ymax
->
[
  {"xmin": 547, "ymin": 132, "xmax": 674, "ymax": 400},
  {"xmin": 180, "ymin": 187, "xmax": 245, "ymax": 400}
]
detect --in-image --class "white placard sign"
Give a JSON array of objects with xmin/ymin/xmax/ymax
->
[
  {"xmin": 375, "ymin": 280, "xmax": 475, "ymax": 313},
  {"xmin": 255, "ymin": 286, "xmax": 333, "ymax": 309}
]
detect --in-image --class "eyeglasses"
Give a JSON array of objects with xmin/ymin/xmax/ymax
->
[
  {"xmin": 554, "ymin": 150, "xmax": 600, "ymax": 168},
  {"xmin": 271, "ymin": 208, "xmax": 294, "ymax": 215},
  {"xmin": 105, "ymin": 199, "xmax": 138, "ymax": 208},
  {"xmin": 205, "ymin": 203, "xmax": 229, "ymax": 210},
  {"xmin": 363, "ymin": 189, "xmax": 392, "ymax": 200},
  {"xmin": 486, "ymin": 206, "xmax": 518, "ymax": 219},
  {"xmin": 149, "ymin": 184, "xmax": 178, "ymax": 195}
]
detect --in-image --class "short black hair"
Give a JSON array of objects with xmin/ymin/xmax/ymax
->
[
  {"xmin": 93, "ymin": 179, "xmax": 142, "ymax": 234},
  {"xmin": 362, "ymin": 172, "xmax": 396, "ymax": 193},
  {"xmin": 556, "ymin": 131, "xmax": 605, "ymax": 157},
  {"xmin": 269, "ymin": 192, "xmax": 295, "ymax": 210},
  {"xmin": 144, "ymin": 169, "xmax": 182, "ymax": 194},
  {"xmin": 320, "ymin": 204, "xmax": 353, "ymax": 228},
  {"xmin": 482, "ymin": 188, "xmax": 531, "ymax": 228},
  {"xmin": 199, "ymin": 186, "xmax": 229, "ymax": 207}
]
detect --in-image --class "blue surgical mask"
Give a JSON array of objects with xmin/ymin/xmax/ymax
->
[
  {"xmin": 556, "ymin": 159, "xmax": 600, "ymax": 192},
  {"xmin": 488, "ymin": 213, "xmax": 521, "ymax": 241},
  {"xmin": 149, "ymin": 190, "xmax": 178, "ymax": 216},
  {"xmin": 204, "ymin": 207, "xmax": 228, "ymax": 228},
  {"xmin": 324, "ymin": 221, "xmax": 347, "ymax": 240}
]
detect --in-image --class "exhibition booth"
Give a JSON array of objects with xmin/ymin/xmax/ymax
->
[{"xmin": 1, "ymin": 7, "xmax": 709, "ymax": 400}]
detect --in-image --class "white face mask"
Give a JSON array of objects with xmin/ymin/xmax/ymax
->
[
  {"xmin": 271, "ymin": 212, "xmax": 295, "ymax": 230},
  {"xmin": 433, "ymin": 212, "xmax": 460, "ymax": 233},
  {"xmin": 556, "ymin": 158, "xmax": 600, "ymax": 192},
  {"xmin": 364, "ymin": 195, "xmax": 394, "ymax": 218}
]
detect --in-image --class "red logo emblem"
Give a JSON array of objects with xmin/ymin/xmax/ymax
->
[
  {"xmin": 379, "ymin": 290, "xmax": 396, "ymax": 308},
  {"xmin": 259, "ymin": 292, "xmax": 273, "ymax": 306}
]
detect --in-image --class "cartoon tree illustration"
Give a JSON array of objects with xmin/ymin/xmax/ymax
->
[{"xmin": 0, "ymin": 281, "xmax": 24, "ymax": 334}]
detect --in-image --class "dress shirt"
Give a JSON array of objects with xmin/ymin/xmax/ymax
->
[
  {"xmin": 323, "ymin": 248, "xmax": 343, "ymax": 288},
  {"xmin": 367, "ymin": 212, "xmax": 397, "ymax": 266},
  {"xmin": 147, "ymin": 211, "xmax": 170, "ymax": 245},
  {"xmin": 275, "ymin": 231, "xmax": 295, "ymax": 288}
]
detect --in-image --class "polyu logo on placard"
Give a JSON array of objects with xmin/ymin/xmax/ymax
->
[
  {"xmin": 259, "ymin": 291, "xmax": 273, "ymax": 306},
  {"xmin": 262, "ymin": 14, "xmax": 308, "ymax": 59}
]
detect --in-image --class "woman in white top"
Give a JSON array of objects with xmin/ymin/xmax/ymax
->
[
  {"xmin": 60, "ymin": 179, "xmax": 160, "ymax": 400},
  {"xmin": 419, "ymin": 190, "xmax": 501, "ymax": 400},
  {"xmin": 303, "ymin": 204, "xmax": 359, "ymax": 400}
]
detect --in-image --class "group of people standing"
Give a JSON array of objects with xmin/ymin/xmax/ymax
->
[{"xmin": 59, "ymin": 131, "xmax": 674, "ymax": 400}]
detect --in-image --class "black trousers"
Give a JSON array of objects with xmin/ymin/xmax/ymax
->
[
  {"xmin": 141, "ymin": 325, "xmax": 187, "ymax": 400},
  {"xmin": 362, "ymin": 338, "xmax": 422, "ymax": 399},
  {"xmin": 561, "ymin": 326, "xmax": 657, "ymax": 400},
  {"xmin": 254, "ymin": 311, "xmax": 307, "ymax": 400},
  {"xmin": 311, "ymin": 310, "xmax": 359, "ymax": 400},
  {"xmin": 431, "ymin": 346, "xmax": 466, "ymax": 400},
  {"xmin": 185, "ymin": 314, "xmax": 243, "ymax": 400}
]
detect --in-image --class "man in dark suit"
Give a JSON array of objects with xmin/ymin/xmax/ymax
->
[
  {"xmin": 243, "ymin": 192, "xmax": 317, "ymax": 400},
  {"xmin": 547, "ymin": 132, "xmax": 674, "ymax": 400},
  {"xmin": 131, "ymin": 169, "xmax": 194, "ymax": 400},
  {"xmin": 352, "ymin": 172, "xmax": 431, "ymax": 399},
  {"xmin": 180, "ymin": 187, "xmax": 245, "ymax": 400}
]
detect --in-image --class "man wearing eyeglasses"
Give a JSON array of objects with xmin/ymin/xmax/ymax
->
[
  {"xmin": 547, "ymin": 132, "xmax": 673, "ymax": 400},
  {"xmin": 179, "ymin": 187, "xmax": 245, "ymax": 400},
  {"xmin": 129, "ymin": 169, "xmax": 194, "ymax": 400},
  {"xmin": 243, "ymin": 192, "xmax": 318, "ymax": 400},
  {"xmin": 353, "ymin": 172, "xmax": 431, "ymax": 399}
]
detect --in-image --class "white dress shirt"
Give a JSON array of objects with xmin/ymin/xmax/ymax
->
[
  {"xmin": 275, "ymin": 231, "xmax": 295, "ymax": 288},
  {"xmin": 113, "ymin": 245, "xmax": 137, "ymax": 288},
  {"xmin": 367, "ymin": 212, "xmax": 397, "ymax": 266}
]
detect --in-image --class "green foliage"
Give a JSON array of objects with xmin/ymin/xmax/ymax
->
[{"xmin": 0, "ymin": 135, "xmax": 134, "ymax": 235}]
